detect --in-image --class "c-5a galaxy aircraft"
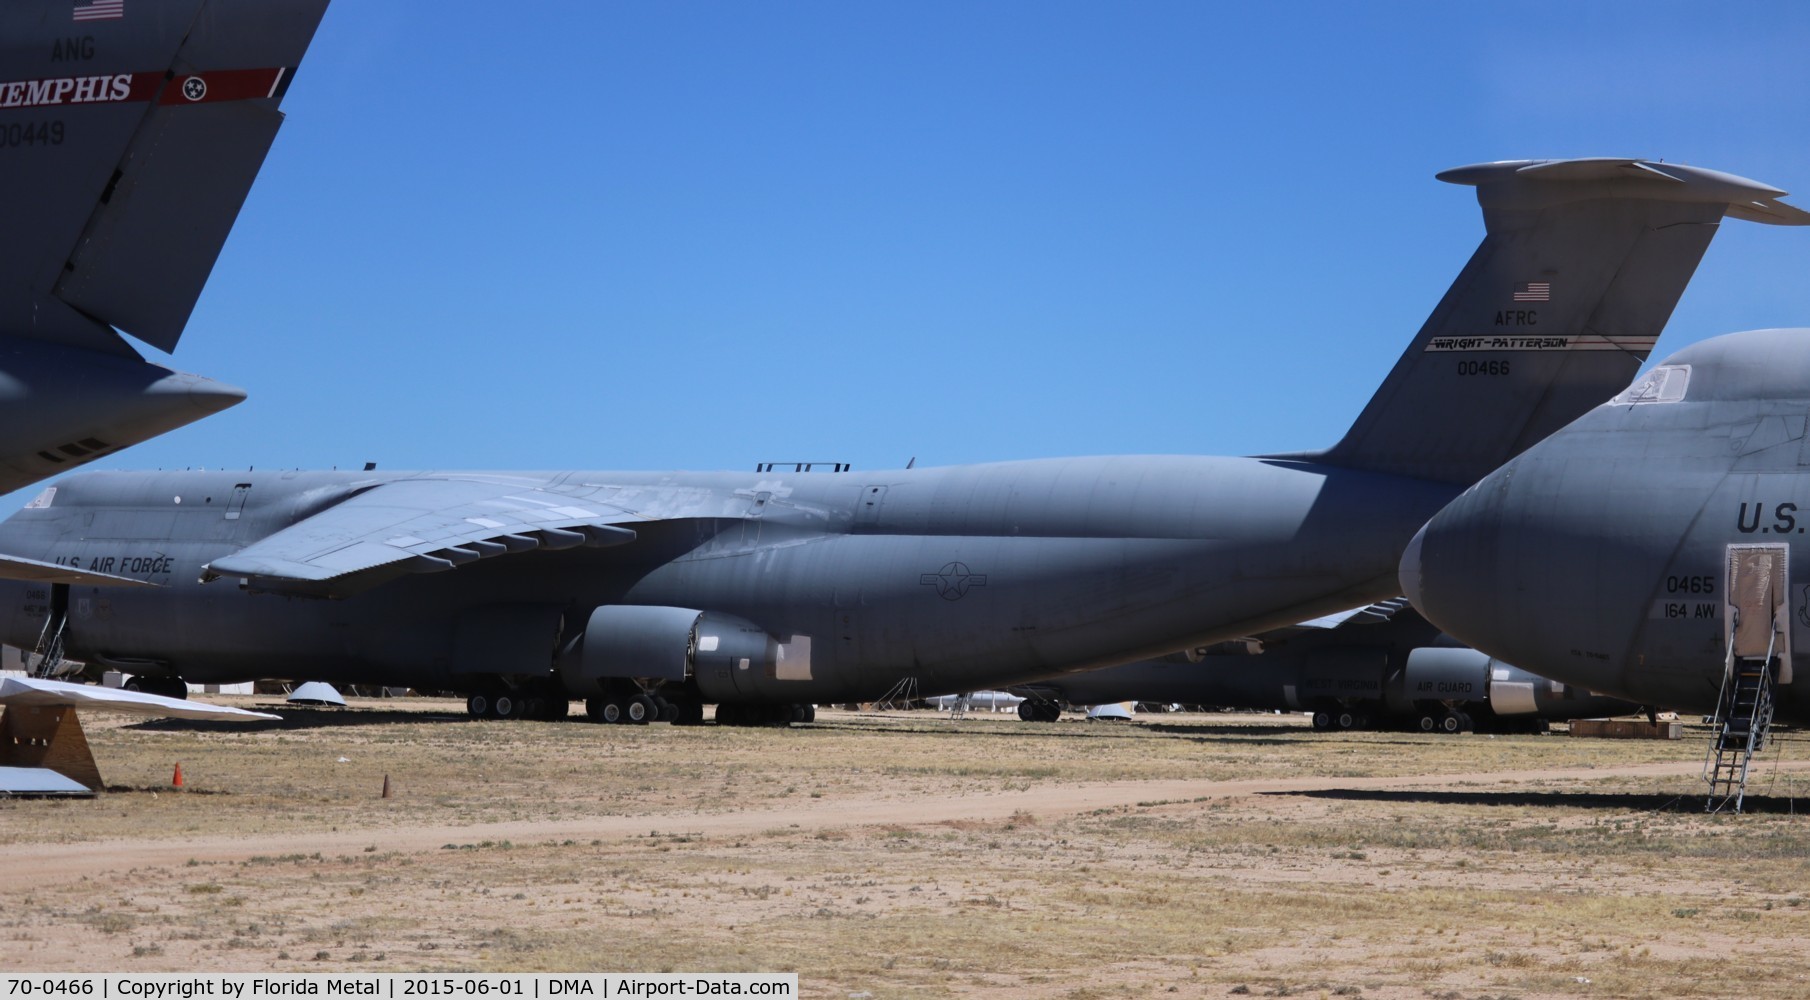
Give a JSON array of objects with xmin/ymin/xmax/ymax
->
[
  {"xmin": 0, "ymin": 0, "xmax": 327, "ymax": 585},
  {"xmin": 0, "ymin": 158, "xmax": 1799, "ymax": 722},
  {"xmin": 1007, "ymin": 602, "xmax": 1637, "ymax": 733},
  {"xmin": 1404, "ymin": 328, "xmax": 1810, "ymax": 726}
]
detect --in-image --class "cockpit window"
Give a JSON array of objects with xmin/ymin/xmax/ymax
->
[
  {"xmin": 23, "ymin": 487, "xmax": 55, "ymax": 509},
  {"xmin": 1612, "ymin": 364, "xmax": 1691, "ymax": 405}
]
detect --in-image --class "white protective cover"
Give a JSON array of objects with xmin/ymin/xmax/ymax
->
[{"xmin": 0, "ymin": 675, "xmax": 278, "ymax": 721}]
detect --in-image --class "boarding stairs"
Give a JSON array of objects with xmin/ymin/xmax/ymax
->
[
  {"xmin": 29, "ymin": 608, "xmax": 67, "ymax": 679},
  {"xmin": 1705, "ymin": 545, "xmax": 1790, "ymax": 814},
  {"xmin": 1704, "ymin": 633, "xmax": 1777, "ymax": 814}
]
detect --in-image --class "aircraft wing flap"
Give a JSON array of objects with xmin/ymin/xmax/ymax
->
[
  {"xmin": 202, "ymin": 477, "xmax": 647, "ymax": 590},
  {"xmin": 1253, "ymin": 598, "xmax": 1414, "ymax": 643}
]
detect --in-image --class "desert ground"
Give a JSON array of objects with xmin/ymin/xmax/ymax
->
[{"xmin": 1, "ymin": 700, "xmax": 1808, "ymax": 999}]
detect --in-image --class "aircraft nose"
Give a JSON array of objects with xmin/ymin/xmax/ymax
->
[{"xmin": 1398, "ymin": 522, "xmax": 1427, "ymax": 613}]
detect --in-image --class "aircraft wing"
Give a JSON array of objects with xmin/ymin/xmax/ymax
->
[
  {"xmin": 202, "ymin": 476, "xmax": 651, "ymax": 594},
  {"xmin": 0, "ymin": 676, "xmax": 277, "ymax": 721},
  {"xmin": 1257, "ymin": 597, "xmax": 1413, "ymax": 641},
  {"xmin": 0, "ymin": 551, "xmax": 157, "ymax": 587}
]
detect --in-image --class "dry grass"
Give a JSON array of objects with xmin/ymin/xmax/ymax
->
[{"xmin": 2, "ymin": 701, "xmax": 1810, "ymax": 999}]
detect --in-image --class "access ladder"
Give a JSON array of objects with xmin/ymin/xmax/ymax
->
[
  {"xmin": 28, "ymin": 607, "xmax": 67, "ymax": 680},
  {"xmin": 1704, "ymin": 630, "xmax": 1777, "ymax": 814}
]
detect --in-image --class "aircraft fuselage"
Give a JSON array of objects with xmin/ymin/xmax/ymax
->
[{"xmin": 0, "ymin": 457, "xmax": 1458, "ymax": 701}]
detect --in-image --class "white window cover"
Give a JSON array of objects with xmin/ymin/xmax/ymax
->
[{"xmin": 1612, "ymin": 364, "xmax": 1691, "ymax": 405}]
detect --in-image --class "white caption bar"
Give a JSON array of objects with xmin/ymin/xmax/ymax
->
[{"xmin": 0, "ymin": 976, "xmax": 796, "ymax": 1000}]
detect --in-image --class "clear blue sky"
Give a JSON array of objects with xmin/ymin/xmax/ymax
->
[{"xmin": 65, "ymin": 1, "xmax": 1810, "ymax": 493}]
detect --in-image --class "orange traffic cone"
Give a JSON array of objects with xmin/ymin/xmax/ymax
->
[{"xmin": 171, "ymin": 763, "xmax": 184, "ymax": 788}]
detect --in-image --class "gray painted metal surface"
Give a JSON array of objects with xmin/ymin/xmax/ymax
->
[
  {"xmin": 0, "ymin": 0, "xmax": 328, "ymax": 507},
  {"xmin": 1404, "ymin": 328, "xmax": 1810, "ymax": 722},
  {"xmin": 0, "ymin": 159, "xmax": 1794, "ymax": 717},
  {"xmin": 1012, "ymin": 605, "xmax": 1636, "ymax": 730}
]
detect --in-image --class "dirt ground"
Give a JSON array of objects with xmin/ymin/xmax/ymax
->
[{"xmin": 2, "ymin": 700, "xmax": 1809, "ymax": 1000}]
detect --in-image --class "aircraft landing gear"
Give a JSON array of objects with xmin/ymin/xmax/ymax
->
[
  {"xmin": 1416, "ymin": 710, "xmax": 1472, "ymax": 734},
  {"xmin": 583, "ymin": 689, "xmax": 697, "ymax": 725},
  {"xmin": 1017, "ymin": 699, "xmax": 1061, "ymax": 722}
]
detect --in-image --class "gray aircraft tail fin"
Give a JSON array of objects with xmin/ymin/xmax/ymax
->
[
  {"xmin": 1295, "ymin": 158, "xmax": 1810, "ymax": 486},
  {"xmin": 0, "ymin": 0, "xmax": 330, "ymax": 357}
]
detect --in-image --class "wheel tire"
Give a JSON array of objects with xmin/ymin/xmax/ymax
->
[
  {"xmin": 627, "ymin": 695, "xmax": 654, "ymax": 724},
  {"xmin": 1457, "ymin": 712, "xmax": 1475, "ymax": 732},
  {"xmin": 467, "ymin": 694, "xmax": 491, "ymax": 718},
  {"xmin": 491, "ymin": 694, "xmax": 519, "ymax": 720},
  {"xmin": 1311, "ymin": 710, "xmax": 1333, "ymax": 731},
  {"xmin": 1419, "ymin": 714, "xmax": 1437, "ymax": 733},
  {"xmin": 1336, "ymin": 711, "xmax": 1356, "ymax": 730},
  {"xmin": 789, "ymin": 704, "xmax": 807, "ymax": 724},
  {"xmin": 656, "ymin": 699, "xmax": 679, "ymax": 723},
  {"xmin": 1438, "ymin": 713, "xmax": 1461, "ymax": 734},
  {"xmin": 125, "ymin": 678, "xmax": 144, "ymax": 692},
  {"xmin": 521, "ymin": 697, "xmax": 545, "ymax": 720},
  {"xmin": 601, "ymin": 699, "xmax": 624, "ymax": 724},
  {"xmin": 802, "ymin": 704, "xmax": 816, "ymax": 723},
  {"xmin": 1018, "ymin": 701, "xmax": 1036, "ymax": 721}
]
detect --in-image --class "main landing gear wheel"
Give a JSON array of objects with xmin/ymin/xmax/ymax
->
[
  {"xmin": 466, "ymin": 693, "xmax": 491, "ymax": 719},
  {"xmin": 627, "ymin": 694, "xmax": 656, "ymax": 725},
  {"xmin": 1311, "ymin": 709, "xmax": 1335, "ymax": 731}
]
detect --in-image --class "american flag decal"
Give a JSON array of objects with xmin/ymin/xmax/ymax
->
[
  {"xmin": 1512, "ymin": 281, "xmax": 1551, "ymax": 302},
  {"xmin": 73, "ymin": 0, "xmax": 123, "ymax": 21}
]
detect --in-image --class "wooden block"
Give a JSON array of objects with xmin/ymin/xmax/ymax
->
[
  {"xmin": 1567, "ymin": 718, "xmax": 1682, "ymax": 740},
  {"xmin": 0, "ymin": 705, "xmax": 103, "ymax": 789}
]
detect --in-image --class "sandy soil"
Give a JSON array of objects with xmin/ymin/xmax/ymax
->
[{"xmin": 3, "ymin": 703, "xmax": 1809, "ymax": 1000}]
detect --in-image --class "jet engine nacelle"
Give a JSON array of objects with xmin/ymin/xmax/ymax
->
[
  {"xmin": 559, "ymin": 605, "xmax": 779, "ymax": 701},
  {"xmin": 1397, "ymin": 647, "xmax": 1628, "ymax": 718},
  {"xmin": 1399, "ymin": 647, "xmax": 1490, "ymax": 708}
]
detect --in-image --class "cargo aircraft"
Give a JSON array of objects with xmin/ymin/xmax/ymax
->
[
  {"xmin": 0, "ymin": 158, "xmax": 1800, "ymax": 722},
  {"xmin": 1404, "ymin": 327, "xmax": 1810, "ymax": 723}
]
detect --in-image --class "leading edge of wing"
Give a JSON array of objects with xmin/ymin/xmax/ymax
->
[
  {"xmin": 0, "ymin": 676, "xmax": 278, "ymax": 721},
  {"xmin": 201, "ymin": 477, "xmax": 647, "ymax": 594},
  {"xmin": 0, "ymin": 550, "xmax": 158, "ymax": 587}
]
